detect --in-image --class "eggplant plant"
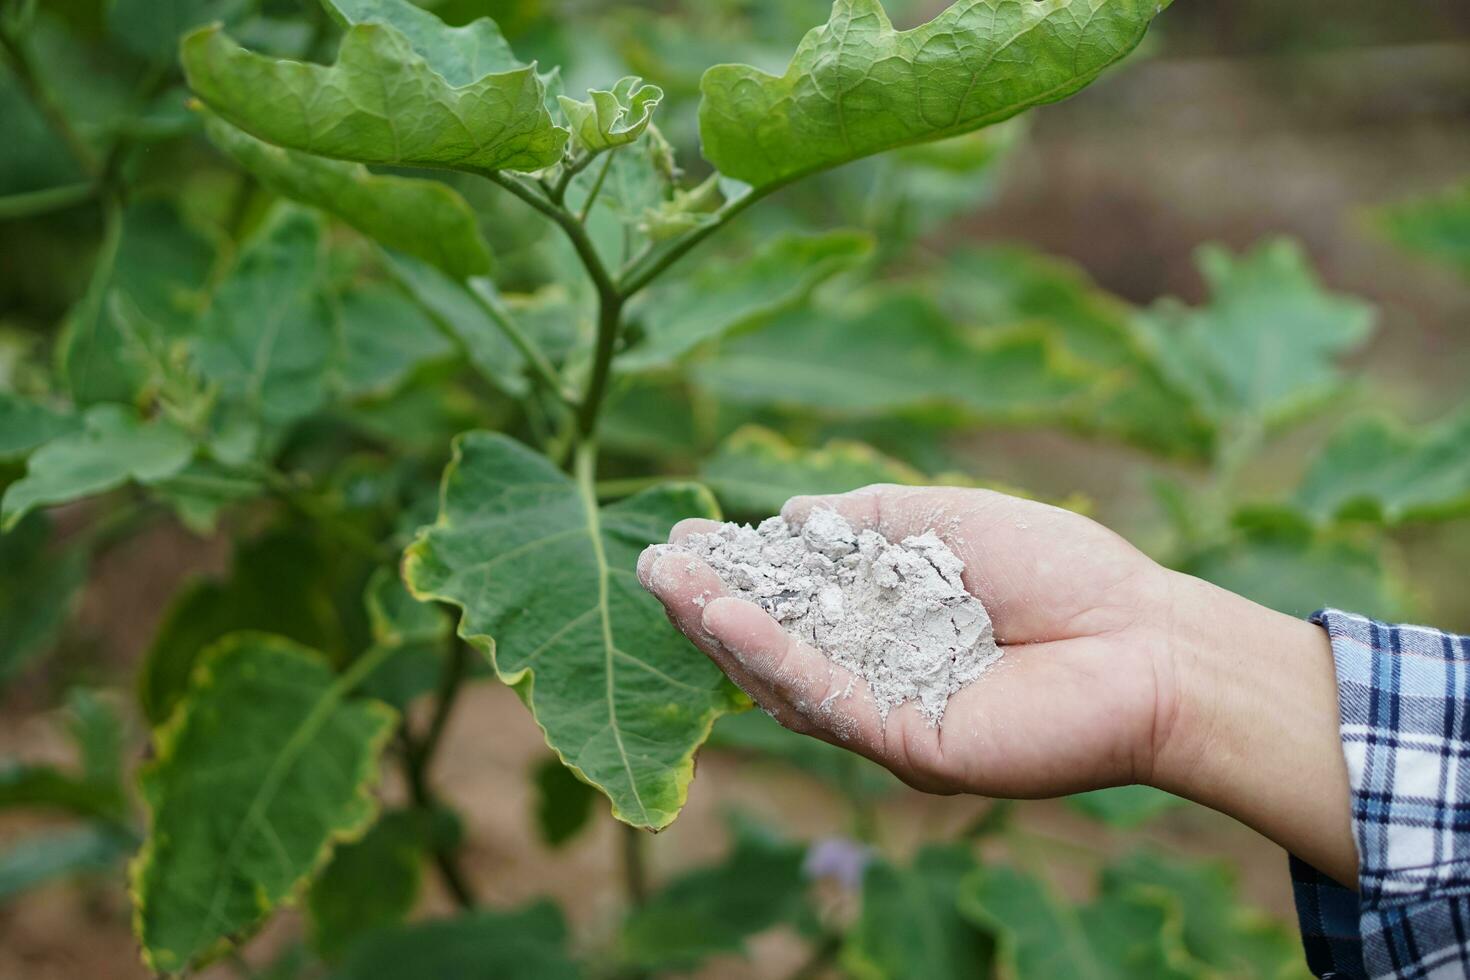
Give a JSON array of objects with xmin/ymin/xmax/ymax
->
[{"xmin": 1, "ymin": 0, "xmax": 1466, "ymax": 976}]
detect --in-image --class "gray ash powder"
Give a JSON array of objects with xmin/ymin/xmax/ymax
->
[{"xmin": 675, "ymin": 508, "xmax": 1001, "ymax": 725}]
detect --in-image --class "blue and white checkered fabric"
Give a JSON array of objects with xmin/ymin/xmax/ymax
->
[{"xmin": 1292, "ymin": 609, "xmax": 1470, "ymax": 979}]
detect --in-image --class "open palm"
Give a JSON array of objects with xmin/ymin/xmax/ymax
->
[{"xmin": 639, "ymin": 485, "xmax": 1181, "ymax": 798}]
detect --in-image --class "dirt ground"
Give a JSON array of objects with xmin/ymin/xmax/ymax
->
[{"xmin": 4, "ymin": 30, "xmax": 1469, "ymax": 980}]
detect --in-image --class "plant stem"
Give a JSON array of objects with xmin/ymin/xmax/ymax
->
[
  {"xmin": 578, "ymin": 152, "xmax": 616, "ymax": 224},
  {"xmin": 398, "ymin": 642, "xmax": 478, "ymax": 910},
  {"xmin": 0, "ymin": 181, "xmax": 94, "ymax": 221},
  {"xmin": 618, "ymin": 187, "xmax": 767, "ymax": 297},
  {"xmin": 621, "ymin": 823, "xmax": 649, "ymax": 908},
  {"xmin": 465, "ymin": 281, "xmax": 575, "ymax": 404},
  {"xmin": 577, "ymin": 289, "xmax": 624, "ymax": 438},
  {"xmin": 595, "ymin": 475, "xmax": 682, "ymax": 500}
]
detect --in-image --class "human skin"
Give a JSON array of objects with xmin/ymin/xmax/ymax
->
[{"xmin": 637, "ymin": 485, "xmax": 1359, "ymax": 887}]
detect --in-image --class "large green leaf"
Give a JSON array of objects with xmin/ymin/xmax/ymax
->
[
  {"xmin": 138, "ymin": 528, "xmax": 344, "ymax": 727},
  {"xmin": 699, "ymin": 425, "xmax": 925, "ymax": 517},
  {"xmin": 181, "ymin": 17, "xmax": 567, "ymax": 175},
  {"xmin": 330, "ymin": 902, "xmax": 580, "ymax": 980},
  {"xmin": 621, "ymin": 821, "xmax": 810, "ymax": 969},
  {"xmin": 621, "ymin": 230, "xmax": 874, "ymax": 371},
  {"xmin": 1, "ymin": 404, "xmax": 194, "ymax": 531},
  {"xmin": 321, "ymin": 0, "xmax": 534, "ymax": 85},
  {"xmin": 698, "ymin": 0, "xmax": 1169, "ymax": 189},
  {"xmin": 194, "ymin": 205, "xmax": 335, "ymax": 448},
  {"xmin": 308, "ymin": 809, "xmax": 436, "ymax": 960},
  {"xmin": 404, "ymin": 433, "xmax": 741, "ymax": 830},
  {"xmin": 202, "ymin": 113, "xmax": 493, "ymax": 280},
  {"xmin": 1295, "ymin": 408, "xmax": 1470, "ymax": 525},
  {"xmin": 1370, "ymin": 178, "xmax": 1470, "ymax": 278},
  {"xmin": 0, "ymin": 394, "xmax": 77, "ymax": 461},
  {"xmin": 693, "ymin": 291, "xmax": 1091, "ymax": 421},
  {"xmin": 940, "ymin": 246, "xmax": 1213, "ymax": 457},
  {"xmin": 1135, "ymin": 239, "xmax": 1375, "ymax": 429},
  {"xmin": 1101, "ymin": 851, "xmax": 1310, "ymax": 978},
  {"xmin": 132, "ymin": 633, "xmax": 397, "ymax": 974},
  {"xmin": 0, "ymin": 514, "xmax": 87, "ymax": 686},
  {"xmin": 844, "ymin": 845, "xmax": 991, "ymax": 980},
  {"xmin": 959, "ymin": 863, "xmax": 1195, "ymax": 979}
]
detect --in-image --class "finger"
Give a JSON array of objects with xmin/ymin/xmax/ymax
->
[
  {"xmin": 700, "ymin": 596, "xmax": 885, "ymax": 750},
  {"xmin": 636, "ymin": 547, "xmax": 789, "ymax": 710},
  {"xmin": 780, "ymin": 487, "xmax": 883, "ymax": 532},
  {"xmin": 783, "ymin": 485, "xmax": 984, "ymax": 545},
  {"xmin": 668, "ymin": 517, "xmax": 725, "ymax": 544}
]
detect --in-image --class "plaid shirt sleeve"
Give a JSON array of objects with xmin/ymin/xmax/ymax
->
[{"xmin": 1290, "ymin": 609, "xmax": 1470, "ymax": 980}]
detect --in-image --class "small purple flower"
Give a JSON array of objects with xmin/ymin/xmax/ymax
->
[{"xmin": 802, "ymin": 836, "xmax": 873, "ymax": 891}]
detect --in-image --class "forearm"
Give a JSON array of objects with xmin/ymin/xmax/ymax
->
[{"xmin": 1151, "ymin": 570, "xmax": 1359, "ymax": 887}]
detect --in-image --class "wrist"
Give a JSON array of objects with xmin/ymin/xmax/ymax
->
[{"xmin": 1148, "ymin": 570, "xmax": 1359, "ymax": 886}]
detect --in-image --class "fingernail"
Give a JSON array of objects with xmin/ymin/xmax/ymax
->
[{"xmin": 636, "ymin": 544, "xmax": 665, "ymax": 589}]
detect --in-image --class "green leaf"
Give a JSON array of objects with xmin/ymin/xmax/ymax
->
[
  {"xmin": 381, "ymin": 250, "xmax": 530, "ymax": 397},
  {"xmin": 0, "ymin": 764, "xmax": 121, "ymax": 821},
  {"xmin": 709, "ymin": 709, "xmax": 900, "ymax": 800},
  {"xmin": 1295, "ymin": 407, "xmax": 1470, "ymax": 525},
  {"xmin": 532, "ymin": 757, "xmax": 596, "ymax": 849},
  {"xmin": 1370, "ymin": 179, "xmax": 1470, "ymax": 278},
  {"xmin": 149, "ymin": 459, "xmax": 265, "ymax": 535},
  {"xmin": 335, "ymin": 281, "xmax": 458, "ymax": 399},
  {"xmin": 308, "ymin": 809, "xmax": 431, "ymax": 960},
  {"xmin": 1183, "ymin": 513, "xmax": 1405, "ymax": 621},
  {"xmin": 132, "ymin": 633, "xmax": 397, "ymax": 974},
  {"xmin": 0, "ymin": 513, "xmax": 87, "ymax": 686},
  {"xmin": 202, "ymin": 112, "xmax": 493, "ymax": 280},
  {"xmin": 195, "ymin": 205, "xmax": 335, "ymax": 448},
  {"xmin": 404, "ymin": 433, "xmax": 742, "ymax": 830},
  {"xmin": 108, "ymin": 0, "xmax": 249, "ymax": 61},
  {"xmin": 0, "ymin": 826, "xmax": 130, "ymax": 900},
  {"xmin": 1135, "ymin": 239, "xmax": 1375, "ymax": 429},
  {"xmin": 1, "ymin": 688, "xmax": 126, "ymax": 821},
  {"xmin": 693, "ymin": 291, "xmax": 1091, "ymax": 420},
  {"xmin": 321, "ymin": 0, "xmax": 535, "ymax": 86},
  {"xmin": 1, "ymin": 404, "xmax": 194, "ymax": 532},
  {"xmin": 699, "ymin": 426, "xmax": 924, "ymax": 517},
  {"xmin": 698, "ymin": 0, "xmax": 1169, "ymax": 189},
  {"xmin": 330, "ymin": 901, "xmax": 580, "ymax": 980},
  {"xmin": 1101, "ymin": 850, "xmax": 1310, "ymax": 978},
  {"xmin": 621, "ymin": 821, "xmax": 809, "ymax": 969},
  {"xmin": 181, "ymin": 19, "xmax": 567, "ymax": 175},
  {"xmin": 939, "ymin": 246, "xmax": 1213, "ymax": 458},
  {"xmin": 559, "ymin": 76, "xmax": 663, "ymax": 153},
  {"xmin": 0, "ymin": 393, "xmax": 77, "ymax": 461},
  {"xmin": 621, "ymin": 230, "xmax": 874, "ymax": 371},
  {"xmin": 958, "ymin": 863, "xmax": 1195, "ymax": 979},
  {"xmin": 139, "ymin": 529, "xmax": 343, "ymax": 727},
  {"xmin": 844, "ymin": 844, "xmax": 990, "ymax": 980},
  {"xmin": 355, "ymin": 566, "xmax": 448, "ymax": 711},
  {"xmin": 1067, "ymin": 786, "xmax": 1185, "ymax": 828},
  {"xmin": 58, "ymin": 200, "xmax": 215, "ymax": 406}
]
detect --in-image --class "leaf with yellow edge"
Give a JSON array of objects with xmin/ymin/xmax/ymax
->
[
  {"xmin": 405, "ymin": 433, "xmax": 742, "ymax": 830},
  {"xmin": 131, "ymin": 633, "xmax": 396, "ymax": 974}
]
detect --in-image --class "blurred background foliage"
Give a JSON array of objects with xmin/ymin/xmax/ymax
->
[{"xmin": 1, "ymin": 0, "xmax": 1467, "ymax": 977}]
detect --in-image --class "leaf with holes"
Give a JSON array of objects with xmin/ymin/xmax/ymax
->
[
  {"xmin": 404, "ymin": 433, "xmax": 741, "ymax": 830},
  {"xmin": 699, "ymin": 0, "xmax": 1170, "ymax": 189},
  {"xmin": 131, "ymin": 633, "xmax": 396, "ymax": 974}
]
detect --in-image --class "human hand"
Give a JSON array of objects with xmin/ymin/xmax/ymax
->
[{"xmin": 640, "ymin": 485, "xmax": 1357, "ymax": 884}]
